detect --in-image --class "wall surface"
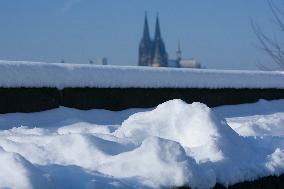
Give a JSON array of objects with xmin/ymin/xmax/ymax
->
[
  {"xmin": 1, "ymin": 87, "xmax": 284, "ymax": 113},
  {"xmin": 179, "ymin": 173, "xmax": 284, "ymax": 189}
]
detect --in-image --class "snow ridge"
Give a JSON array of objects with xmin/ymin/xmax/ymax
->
[{"xmin": 0, "ymin": 60, "xmax": 284, "ymax": 89}]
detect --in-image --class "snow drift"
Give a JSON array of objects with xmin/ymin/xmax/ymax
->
[
  {"xmin": 114, "ymin": 100, "xmax": 275, "ymax": 186},
  {"xmin": 0, "ymin": 60, "xmax": 284, "ymax": 89},
  {"xmin": 1, "ymin": 99, "xmax": 284, "ymax": 188},
  {"xmin": 115, "ymin": 100, "xmax": 248, "ymax": 162},
  {"xmin": 0, "ymin": 147, "xmax": 53, "ymax": 189}
]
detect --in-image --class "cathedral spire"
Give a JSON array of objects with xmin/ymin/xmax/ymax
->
[
  {"xmin": 142, "ymin": 12, "xmax": 150, "ymax": 41},
  {"xmin": 138, "ymin": 12, "xmax": 152, "ymax": 66},
  {"xmin": 152, "ymin": 13, "xmax": 168, "ymax": 67},
  {"xmin": 154, "ymin": 13, "xmax": 161, "ymax": 40},
  {"xmin": 176, "ymin": 39, "xmax": 182, "ymax": 61}
]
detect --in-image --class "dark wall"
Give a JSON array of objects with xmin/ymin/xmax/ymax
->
[
  {"xmin": 62, "ymin": 88, "xmax": 284, "ymax": 110},
  {"xmin": 1, "ymin": 87, "xmax": 284, "ymax": 113},
  {"xmin": 0, "ymin": 88, "xmax": 59, "ymax": 113},
  {"xmin": 178, "ymin": 173, "xmax": 284, "ymax": 189}
]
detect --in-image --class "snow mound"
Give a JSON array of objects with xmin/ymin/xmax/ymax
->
[
  {"xmin": 214, "ymin": 99, "xmax": 284, "ymax": 137},
  {"xmin": 0, "ymin": 133, "xmax": 133, "ymax": 169},
  {"xmin": 98, "ymin": 136, "xmax": 215, "ymax": 188},
  {"xmin": 114, "ymin": 99, "xmax": 276, "ymax": 186},
  {"xmin": 0, "ymin": 126, "xmax": 49, "ymax": 136},
  {"xmin": 0, "ymin": 147, "xmax": 53, "ymax": 189},
  {"xmin": 227, "ymin": 113, "xmax": 284, "ymax": 137},
  {"xmin": 265, "ymin": 148, "xmax": 284, "ymax": 175},
  {"xmin": 115, "ymin": 99, "xmax": 250, "ymax": 162}
]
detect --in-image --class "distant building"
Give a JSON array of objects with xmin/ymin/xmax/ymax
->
[
  {"xmin": 179, "ymin": 59, "xmax": 201, "ymax": 68},
  {"xmin": 97, "ymin": 57, "xmax": 108, "ymax": 65},
  {"xmin": 138, "ymin": 13, "xmax": 201, "ymax": 69},
  {"xmin": 89, "ymin": 58, "xmax": 108, "ymax": 65}
]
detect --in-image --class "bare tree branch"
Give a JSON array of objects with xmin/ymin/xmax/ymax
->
[
  {"xmin": 268, "ymin": 0, "xmax": 284, "ymax": 32},
  {"xmin": 252, "ymin": 0, "xmax": 284, "ymax": 70}
]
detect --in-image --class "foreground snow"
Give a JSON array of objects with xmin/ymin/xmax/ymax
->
[
  {"xmin": 1, "ymin": 60, "xmax": 284, "ymax": 88},
  {"xmin": 1, "ymin": 100, "xmax": 284, "ymax": 188}
]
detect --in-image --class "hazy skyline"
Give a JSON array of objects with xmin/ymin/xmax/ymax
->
[{"xmin": 0, "ymin": 0, "xmax": 281, "ymax": 70}]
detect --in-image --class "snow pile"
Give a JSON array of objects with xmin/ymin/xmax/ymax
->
[
  {"xmin": 113, "ymin": 100, "xmax": 274, "ymax": 186},
  {"xmin": 226, "ymin": 113, "xmax": 284, "ymax": 137},
  {"xmin": 97, "ymin": 137, "xmax": 210, "ymax": 188},
  {"xmin": 115, "ymin": 100, "xmax": 245, "ymax": 163},
  {"xmin": 1, "ymin": 60, "xmax": 284, "ymax": 88},
  {"xmin": 214, "ymin": 99, "xmax": 284, "ymax": 137},
  {"xmin": 0, "ymin": 147, "xmax": 53, "ymax": 189},
  {"xmin": 1, "ymin": 99, "xmax": 284, "ymax": 188}
]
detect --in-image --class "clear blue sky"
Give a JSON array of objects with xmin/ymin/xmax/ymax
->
[{"xmin": 0, "ymin": 0, "xmax": 281, "ymax": 70}]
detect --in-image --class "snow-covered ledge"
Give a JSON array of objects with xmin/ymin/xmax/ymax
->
[{"xmin": 0, "ymin": 60, "xmax": 284, "ymax": 89}]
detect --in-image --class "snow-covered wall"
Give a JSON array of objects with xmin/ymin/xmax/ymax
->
[
  {"xmin": 1, "ymin": 60, "xmax": 284, "ymax": 113},
  {"xmin": 1, "ymin": 60, "xmax": 284, "ymax": 89}
]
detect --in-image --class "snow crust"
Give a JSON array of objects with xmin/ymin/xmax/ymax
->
[
  {"xmin": 1, "ymin": 99, "xmax": 284, "ymax": 188},
  {"xmin": 1, "ymin": 60, "xmax": 284, "ymax": 88}
]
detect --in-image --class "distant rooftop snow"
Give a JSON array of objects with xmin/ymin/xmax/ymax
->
[{"xmin": 0, "ymin": 60, "xmax": 284, "ymax": 89}]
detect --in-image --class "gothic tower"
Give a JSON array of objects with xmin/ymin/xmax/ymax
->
[
  {"xmin": 138, "ymin": 13, "xmax": 153, "ymax": 66},
  {"xmin": 176, "ymin": 40, "xmax": 182, "ymax": 62},
  {"xmin": 138, "ymin": 13, "xmax": 168, "ymax": 67},
  {"xmin": 175, "ymin": 40, "xmax": 182, "ymax": 67},
  {"xmin": 152, "ymin": 14, "xmax": 168, "ymax": 67}
]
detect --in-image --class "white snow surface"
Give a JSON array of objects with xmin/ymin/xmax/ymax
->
[
  {"xmin": 1, "ymin": 99, "xmax": 284, "ymax": 188},
  {"xmin": 1, "ymin": 60, "xmax": 284, "ymax": 88}
]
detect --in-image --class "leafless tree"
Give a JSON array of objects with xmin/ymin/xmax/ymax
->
[{"xmin": 252, "ymin": 0, "xmax": 284, "ymax": 70}]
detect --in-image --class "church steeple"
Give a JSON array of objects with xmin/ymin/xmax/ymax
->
[
  {"xmin": 154, "ymin": 13, "xmax": 161, "ymax": 40},
  {"xmin": 142, "ymin": 12, "xmax": 150, "ymax": 41},
  {"xmin": 176, "ymin": 40, "xmax": 182, "ymax": 61},
  {"xmin": 152, "ymin": 13, "xmax": 168, "ymax": 67},
  {"xmin": 138, "ymin": 12, "xmax": 153, "ymax": 66}
]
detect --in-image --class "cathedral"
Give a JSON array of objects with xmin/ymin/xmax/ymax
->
[
  {"xmin": 138, "ymin": 13, "xmax": 201, "ymax": 69},
  {"xmin": 138, "ymin": 14, "xmax": 168, "ymax": 67}
]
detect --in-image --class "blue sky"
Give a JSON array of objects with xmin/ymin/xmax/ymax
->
[{"xmin": 0, "ymin": 0, "xmax": 281, "ymax": 69}]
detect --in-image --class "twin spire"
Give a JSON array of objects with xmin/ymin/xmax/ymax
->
[
  {"xmin": 139, "ymin": 12, "xmax": 168, "ymax": 67},
  {"xmin": 142, "ymin": 12, "xmax": 161, "ymax": 42}
]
